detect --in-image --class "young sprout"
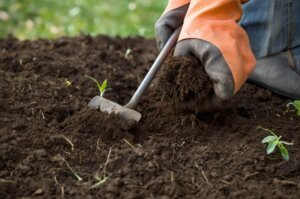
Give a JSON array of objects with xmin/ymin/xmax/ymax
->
[
  {"xmin": 65, "ymin": 79, "xmax": 72, "ymax": 87},
  {"xmin": 84, "ymin": 75, "xmax": 109, "ymax": 97},
  {"xmin": 89, "ymin": 176, "xmax": 108, "ymax": 189},
  {"xmin": 124, "ymin": 48, "xmax": 131, "ymax": 59},
  {"xmin": 257, "ymin": 126, "xmax": 294, "ymax": 161},
  {"xmin": 286, "ymin": 100, "xmax": 300, "ymax": 116}
]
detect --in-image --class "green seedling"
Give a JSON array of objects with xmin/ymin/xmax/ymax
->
[
  {"xmin": 84, "ymin": 75, "xmax": 109, "ymax": 97},
  {"xmin": 89, "ymin": 176, "xmax": 108, "ymax": 189},
  {"xmin": 286, "ymin": 100, "xmax": 300, "ymax": 116},
  {"xmin": 258, "ymin": 126, "xmax": 294, "ymax": 161},
  {"xmin": 124, "ymin": 48, "xmax": 131, "ymax": 59},
  {"xmin": 65, "ymin": 79, "xmax": 72, "ymax": 87}
]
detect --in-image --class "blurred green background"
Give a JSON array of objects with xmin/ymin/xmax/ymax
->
[{"xmin": 0, "ymin": 0, "xmax": 166, "ymax": 40}]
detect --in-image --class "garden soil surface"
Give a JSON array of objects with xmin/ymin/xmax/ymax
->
[{"xmin": 0, "ymin": 35, "xmax": 300, "ymax": 199}]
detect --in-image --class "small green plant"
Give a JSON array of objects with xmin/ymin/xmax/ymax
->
[
  {"xmin": 286, "ymin": 100, "xmax": 300, "ymax": 116},
  {"xmin": 65, "ymin": 79, "xmax": 72, "ymax": 87},
  {"xmin": 89, "ymin": 176, "xmax": 108, "ymax": 189},
  {"xmin": 124, "ymin": 48, "xmax": 131, "ymax": 59},
  {"xmin": 258, "ymin": 126, "xmax": 294, "ymax": 161},
  {"xmin": 84, "ymin": 75, "xmax": 109, "ymax": 97}
]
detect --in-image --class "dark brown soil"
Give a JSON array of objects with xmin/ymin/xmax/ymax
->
[
  {"xmin": 156, "ymin": 56, "xmax": 213, "ymax": 109},
  {"xmin": 0, "ymin": 35, "xmax": 300, "ymax": 199}
]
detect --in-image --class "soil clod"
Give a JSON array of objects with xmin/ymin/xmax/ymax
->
[{"xmin": 156, "ymin": 56, "xmax": 214, "ymax": 109}]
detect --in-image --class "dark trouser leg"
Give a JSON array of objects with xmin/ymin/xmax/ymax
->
[{"xmin": 248, "ymin": 50, "xmax": 300, "ymax": 99}]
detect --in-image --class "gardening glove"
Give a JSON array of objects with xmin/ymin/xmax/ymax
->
[
  {"xmin": 155, "ymin": 0, "xmax": 190, "ymax": 50},
  {"xmin": 175, "ymin": 0, "xmax": 256, "ymax": 113}
]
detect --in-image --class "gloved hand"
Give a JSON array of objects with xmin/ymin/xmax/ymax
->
[
  {"xmin": 155, "ymin": 0, "xmax": 190, "ymax": 50},
  {"xmin": 160, "ymin": 0, "xmax": 256, "ymax": 113}
]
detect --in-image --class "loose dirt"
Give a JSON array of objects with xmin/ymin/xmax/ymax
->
[
  {"xmin": 0, "ymin": 35, "xmax": 299, "ymax": 198},
  {"xmin": 156, "ymin": 56, "xmax": 213, "ymax": 110}
]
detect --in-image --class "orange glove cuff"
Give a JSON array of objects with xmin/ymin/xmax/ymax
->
[
  {"xmin": 179, "ymin": 0, "xmax": 256, "ymax": 93},
  {"xmin": 163, "ymin": 0, "xmax": 191, "ymax": 14}
]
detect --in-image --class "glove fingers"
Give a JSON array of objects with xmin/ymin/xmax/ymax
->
[
  {"xmin": 155, "ymin": 25, "xmax": 173, "ymax": 50},
  {"xmin": 155, "ymin": 4, "xmax": 189, "ymax": 50},
  {"xmin": 174, "ymin": 41, "xmax": 193, "ymax": 56}
]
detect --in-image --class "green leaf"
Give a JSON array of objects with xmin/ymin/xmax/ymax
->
[
  {"xmin": 287, "ymin": 100, "xmax": 300, "ymax": 116},
  {"xmin": 295, "ymin": 100, "xmax": 300, "ymax": 116},
  {"xmin": 279, "ymin": 144, "xmax": 289, "ymax": 161},
  {"xmin": 262, "ymin": 135, "xmax": 277, "ymax": 143},
  {"xmin": 294, "ymin": 100, "xmax": 300, "ymax": 106},
  {"xmin": 100, "ymin": 79, "xmax": 108, "ymax": 94},
  {"xmin": 266, "ymin": 142, "xmax": 277, "ymax": 154}
]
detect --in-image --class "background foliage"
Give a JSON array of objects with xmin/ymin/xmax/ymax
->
[{"xmin": 0, "ymin": 0, "xmax": 166, "ymax": 39}]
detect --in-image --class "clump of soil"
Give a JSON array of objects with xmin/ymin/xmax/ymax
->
[
  {"xmin": 61, "ymin": 108, "xmax": 135, "ymax": 143},
  {"xmin": 156, "ymin": 56, "xmax": 214, "ymax": 108}
]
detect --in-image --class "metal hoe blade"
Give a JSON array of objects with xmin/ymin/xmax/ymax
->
[{"xmin": 88, "ymin": 96, "xmax": 142, "ymax": 122}]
